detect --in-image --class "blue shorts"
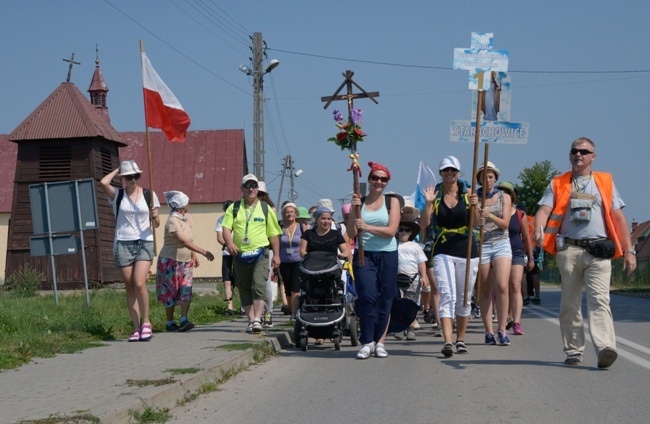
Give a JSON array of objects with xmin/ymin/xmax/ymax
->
[
  {"xmin": 114, "ymin": 240, "xmax": 154, "ymax": 268},
  {"xmin": 511, "ymin": 248, "xmax": 525, "ymax": 267},
  {"xmin": 480, "ymin": 238, "xmax": 512, "ymax": 265}
]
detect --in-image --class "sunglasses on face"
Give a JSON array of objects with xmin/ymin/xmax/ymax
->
[
  {"xmin": 570, "ymin": 148, "xmax": 593, "ymax": 156},
  {"xmin": 398, "ymin": 227, "xmax": 411, "ymax": 232},
  {"xmin": 243, "ymin": 182, "xmax": 258, "ymax": 189},
  {"xmin": 441, "ymin": 167, "xmax": 458, "ymax": 173},
  {"xmin": 124, "ymin": 174, "xmax": 141, "ymax": 181},
  {"xmin": 370, "ymin": 175, "xmax": 389, "ymax": 183}
]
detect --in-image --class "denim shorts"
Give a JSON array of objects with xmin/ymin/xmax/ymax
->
[
  {"xmin": 114, "ymin": 240, "xmax": 155, "ymax": 268},
  {"xmin": 511, "ymin": 251, "xmax": 526, "ymax": 267},
  {"xmin": 480, "ymin": 238, "xmax": 512, "ymax": 265}
]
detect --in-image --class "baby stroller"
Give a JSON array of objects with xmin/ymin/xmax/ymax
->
[{"xmin": 294, "ymin": 251, "xmax": 357, "ymax": 351}]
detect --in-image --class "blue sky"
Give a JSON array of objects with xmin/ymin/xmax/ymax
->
[{"xmin": 1, "ymin": 1, "xmax": 649, "ymax": 224}]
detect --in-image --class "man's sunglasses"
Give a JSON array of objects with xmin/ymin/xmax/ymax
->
[
  {"xmin": 243, "ymin": 182, "xmax": 258, "ymax": 189},
  {"xmin": 570, "ymin": 148, "xmax": 593, "ymax": 156},
  {"xmin": 370, "ymin": 175, "xmax": 389, "ymax": 183},
  {"xmin": 124, "ymin": 174, "xmax": 141, "ymax": 181}
]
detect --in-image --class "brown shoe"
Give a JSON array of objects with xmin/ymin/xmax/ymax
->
[{"xmin": 597, "ymin": 347, "xmax": 618, "ymax": 369}]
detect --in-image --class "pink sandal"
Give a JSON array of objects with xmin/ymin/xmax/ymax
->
[
  {"xmin": 128, "ymin": 329, "xmax": 141, "ymax": 342},
  {"xmin": 140, "ymin": 323, "xmax": 153, "ymax": 341}
]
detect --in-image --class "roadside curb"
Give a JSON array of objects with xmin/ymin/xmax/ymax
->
[{"xmin": 95, "ymin": 330, "xmax": 291, "ymax": 424}]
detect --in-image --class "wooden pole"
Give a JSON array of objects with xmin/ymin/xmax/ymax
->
[
  {"xmin": 140, "ymin": 40, "xmax": 157, "ymax": 253},
  {"xmin": 346, "ymin": 80, "xmax": 365, "ymax": 266},
  {"xmin": 475, "ymin": 143, "xmax": 490, "ymax": 302},
  {"xmin": 463, "ymin": 86, "xmax": 484, "ymax": 307}
]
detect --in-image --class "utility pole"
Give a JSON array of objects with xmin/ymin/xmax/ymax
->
[
  {"xmin": 252, "ymin": 32, "xmax": 264, "ymax": 181},
  {"xmin": 276, "ymin": 154, "xmax": 298, "ymax": 207}
]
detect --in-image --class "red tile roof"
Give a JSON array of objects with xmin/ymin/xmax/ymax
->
[
  {"xmin": 119, "ymin": 130, "xmax": 248, "ymax": 204},
  {"xmin": 8, "ymin": 82, "xmax": 124, "ymax": 144}
]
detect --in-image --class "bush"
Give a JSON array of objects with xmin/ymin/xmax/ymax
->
[{"xmin": 4, "ymin": 264, "xmax": 43, "ymax": 297}]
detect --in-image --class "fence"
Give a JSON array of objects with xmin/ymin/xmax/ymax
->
[{"xmin": 540, "ymin": 256, "xmax": 650, "ymax": 288}]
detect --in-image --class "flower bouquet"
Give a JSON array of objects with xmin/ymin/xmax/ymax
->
[{"xmin": 327, "ymin": 108, "xmax": 366, "ymax": 151}]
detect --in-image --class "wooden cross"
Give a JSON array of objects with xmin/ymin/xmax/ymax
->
[
  {"xmin": 62, "ymin": 53, "xmax": 81, "ymax": 82},
  {"xmin": 321, "ymin": 70, "xmax": 379, "ymax": 265}
]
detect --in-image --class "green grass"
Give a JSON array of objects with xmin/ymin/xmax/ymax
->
[
  {"xmin": 0, "ymin": 284, "xmax": 239, "ymax": 371},
  {"xmin": 130, "ymin": 405, "xmax": 171, "ymax": 423}
]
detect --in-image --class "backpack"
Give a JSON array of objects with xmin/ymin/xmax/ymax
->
[{"xmin": 115, "ymin": 188, "xmax": 151, "ymax": 222}]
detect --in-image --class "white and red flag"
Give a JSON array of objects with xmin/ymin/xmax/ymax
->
[{"xmin": 141, "ymin": 52, "xmax": 191, "ymax": 142}]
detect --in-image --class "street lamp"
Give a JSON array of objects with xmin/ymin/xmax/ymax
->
[{"xmin": 239, "ymin": 33, "xmax": 280, "ymax": 181}]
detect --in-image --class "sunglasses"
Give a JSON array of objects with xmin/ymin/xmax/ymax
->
[
  {"xmin": 398, "ymin": 227, "xmax": 411, "ymax": 232},
  {"xmin": 124, "ymin": 174, "xmax": 141, "ymax": 181},
  {"xmin": 441, "ymin": 167, "xmax": 458, "ymax": 173},
  {"xmin": 570, "ymin": 148, "xmax": 593, "ymax": 156},
  {"xmin": 243, "ymin": 182, "xmax": 259, "ymax": 189},
  {"xmin": 370, "ymin": 175, "xmax": 389, "ymax": 183}
]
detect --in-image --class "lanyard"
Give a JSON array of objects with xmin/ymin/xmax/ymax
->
[
  {"xmin": 572, "ymin": 174, "xmax": 592, "ymax": 193},
  {"xmin": 285, "ymin": 222, "xmax": 297, "ymax": 247},
  {"xmin": 243, "ymin": 200, "xmax": 258, "ymax": 239}
]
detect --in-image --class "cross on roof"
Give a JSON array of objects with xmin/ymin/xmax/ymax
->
[
  {"xmin": 453, "ymin": 33, "xmax": 508, "ymax": 90},
  {"xmin": 62, "ymin": 52, "xmax": 81, "ymax": 82}
]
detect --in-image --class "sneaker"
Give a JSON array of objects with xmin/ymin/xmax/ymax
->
[
  {"xmin": 225, "ymin": 309, "xmax": 236, "ymax": 316},
  {"xmin": 412, "ymin": 321, "xmax": 421, "ymax": 330},
  {"xmin": 375, "ymin": 343, "xmax": 388, "ymax": 358},
  {"xmin": 431, "ymin": 321, "xmax": 439, "ymax": 330},
  {"xmin": 506, "ymin": 317, "xmax": 514, "ymax": 330},
  {"xmin": 441, "ymin": 342, "xmax": 454, "ymax": 358},
  {"xmin": 532, "ymin": 297, "xmax": 541, "ymax": 305},
  {"xmin": 498, "ymin": 330, "xmax": 510, "ymax": 346},
  {"xmin": 392, "ymin": 331, "xmax": 405, "ymax": 341},
  {"xmin": 432, "ymin": 329, "xmax": 443, "ymax": 338},
  {"xmin": 178, "ymin": 320, "xmax": 195, "ymax": 332},
  {"xmin": 485, "ymin": 333, "xmax": 496, "ymax": 345},
  {"xmin": 281, "ymin": 304, "xmax": 291, "ymax": 315},
  {"xmin": 455, "ymin": 341, "xmax": 468, "ymax": 354},
  {"xmin": 423, "ymin": 309, "xmax": 433, "ymax": 323},
  {"xmin": 245, "ymin": 321, "xmax": 254, "ymax": 333},
  {"xmin": 252, "ymin": 319, "xmax": 263, "ymax": 333},
  {"xmin": 406, "ymin": 330, "xmax": 416, "ymax": 341},
  {"xmin": 166, "ymin": 322, "xmax": 180, "ymax": 332},
  {"xmin": 472, "ymin": 306, "xmax": 481, "ymax": 319},
  {"xmin": 565, "ymin": 354, "xmax": 582, "ymax": 366},
  {"xmin": 597, "ymin": 347, "xmax": 618, "ymax": 369},
  {"xmin": 522, "ymin": 297, "xmax": 531, "ymax": 305},
  {"xmin": 492, "ymin": 312, "xmax": 498, "ymax": 323},
  {"xmin": 262, "ymin": 313, "xmax": 273, "ymax": 328},
  {"xmin": 357, "ymin": 342, "xmax": 375, "ymax": 359},
  {"xmin": 512, "ymin": 322, "xmax": 524, "ymax": 335}
]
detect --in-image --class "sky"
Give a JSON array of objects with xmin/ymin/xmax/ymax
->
[{"xmin": 1, "ymin": 1, "xmax": 649, "ymax": 225}]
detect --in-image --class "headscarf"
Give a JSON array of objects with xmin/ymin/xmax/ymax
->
[
  {"xmin": 368, "ymin": 161, "xmax": 391, "ymax": 180},
  {"xmin": 313, "ymin": 206, "xmax": 333, "ymax": 220},
  {"xmin": 164, "ymin": 190, "xmax": 189, "ymax": 210}
]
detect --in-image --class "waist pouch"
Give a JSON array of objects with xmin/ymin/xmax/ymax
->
[
  {"xmin": 237, "ymin": 247, "xmax": 266, "ymax": 265},
  {"xmin": 397, "ymin": 273, "xmax": 418, "ymax": 289},
  {"xmin": 585, "ymin": 240, "xmax": 616, "ymax": 259}
]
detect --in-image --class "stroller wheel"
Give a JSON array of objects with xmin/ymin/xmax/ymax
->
[
  {"xmin": 334, "ymin": 334, "xmax": 341, "ymax": 350},
  {"xmin": 300, "ymin": 336, "xmax": 308, "ymax": 351}
]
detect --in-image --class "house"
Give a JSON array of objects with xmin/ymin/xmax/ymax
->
[{"xmin": 630, "ymin": 220, "xmax": 650, "ymax": 259}]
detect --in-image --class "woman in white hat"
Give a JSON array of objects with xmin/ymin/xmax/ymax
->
[
  {"xmin": 420, "ymin": 156, "xmax": 480, "ymax": 357},
  {"xmin": 475, "ymin": 161, "xmax": 513, "ymax": 347},
  {"xmin": 100, "ymin": 160, "xmax": 161, "ymax": 342},
  {"xmin": 156, "ymin": 191, "xmax": 214, "ymax": 332}
]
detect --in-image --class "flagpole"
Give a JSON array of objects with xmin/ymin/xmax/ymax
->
[{"xmin": 140, "ymin": 39, "xmax": 157, "ymax": 253}]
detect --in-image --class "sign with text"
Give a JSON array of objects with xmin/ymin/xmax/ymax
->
[{"xmin": 453, "ymin": 32, "xmax": 509, "ymax": 90}]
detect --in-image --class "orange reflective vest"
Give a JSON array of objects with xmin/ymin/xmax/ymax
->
[{"xmin": 542, "ymin": 171, "xmax": 622, "ymax": 258}]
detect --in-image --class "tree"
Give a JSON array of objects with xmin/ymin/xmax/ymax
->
[{"xmin": 515, "ymin": 160, "xmax": 560, "ymax": 216}]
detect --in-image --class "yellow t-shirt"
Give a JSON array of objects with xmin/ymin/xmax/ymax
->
[{"xmin": 221, "ymin": 200, "xmax": 282, "ymax": 252}]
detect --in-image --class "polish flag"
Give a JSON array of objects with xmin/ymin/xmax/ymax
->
[{"xmin": 141, "ymin": 52, "xmax": 191, "ymax": 142}]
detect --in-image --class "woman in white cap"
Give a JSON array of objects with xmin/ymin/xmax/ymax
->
[
  {"xmin": 420, "ymin": 156, "xmax": 480, "ymax": 357},
  {"xmin": 100, "ymin": 160, "xmax": 161, "ymax": 342},
  {"xmin": 156, "ymin": 191, "xmax": 215, "ymax": 332},
  {"xmin": 475, "ymin": 161, "xmax": 513, "ymax": 346}
]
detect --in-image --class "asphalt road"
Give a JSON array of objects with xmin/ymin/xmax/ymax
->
[{"xmin": 170, "ymin": 286, "xmax": 650, "ymax": 423}]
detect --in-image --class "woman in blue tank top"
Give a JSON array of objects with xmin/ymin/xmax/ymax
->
[{"xmin": 347, "ymin": 162, "xmax": 400, "ymax": 359}]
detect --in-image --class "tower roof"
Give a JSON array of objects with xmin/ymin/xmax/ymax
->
[
  {"xmin": 88, "ymin": 63, "xmax": 109, "ymax": 93},
  {"xmin": 8, "ymin": 82, "xmax": 125, "ymax": 145}
]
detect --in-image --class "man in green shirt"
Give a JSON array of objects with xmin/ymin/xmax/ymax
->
[{"xmin": 222, "ymin": 174, "xmax": 282, "ymax": 333}]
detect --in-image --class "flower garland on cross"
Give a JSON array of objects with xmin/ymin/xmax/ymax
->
[{"xmin": 328, "ymin": 108, "xmax": 365, "ymax": 176}]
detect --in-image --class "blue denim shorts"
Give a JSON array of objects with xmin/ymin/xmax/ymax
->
[
  {"xmin": 480, "ymin": 238, "xmax": 512, "ymax": 265},
  {"xmin": 114, "ymin": 240, "xmax": 155, "ymax": 268}
]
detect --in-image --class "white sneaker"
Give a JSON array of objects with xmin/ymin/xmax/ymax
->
[
  {"xmin": 375, "ymin": 343, "xmax": 388, "ymax": 358},
  {"xmin": 412, "ymin": 321, "xmax": 421, "ymax": 330},
  {"xmin": 406, "ymin": 330, "xmax": 416, "ymax": 341},
  {"xmin": 356, "ymin": 342, "xmax": 375, "ymax": 359}
]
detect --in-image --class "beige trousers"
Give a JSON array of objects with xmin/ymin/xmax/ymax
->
[{"xmin": 556, "ymin": 245, "xmax": 616, "ymax": 357}]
